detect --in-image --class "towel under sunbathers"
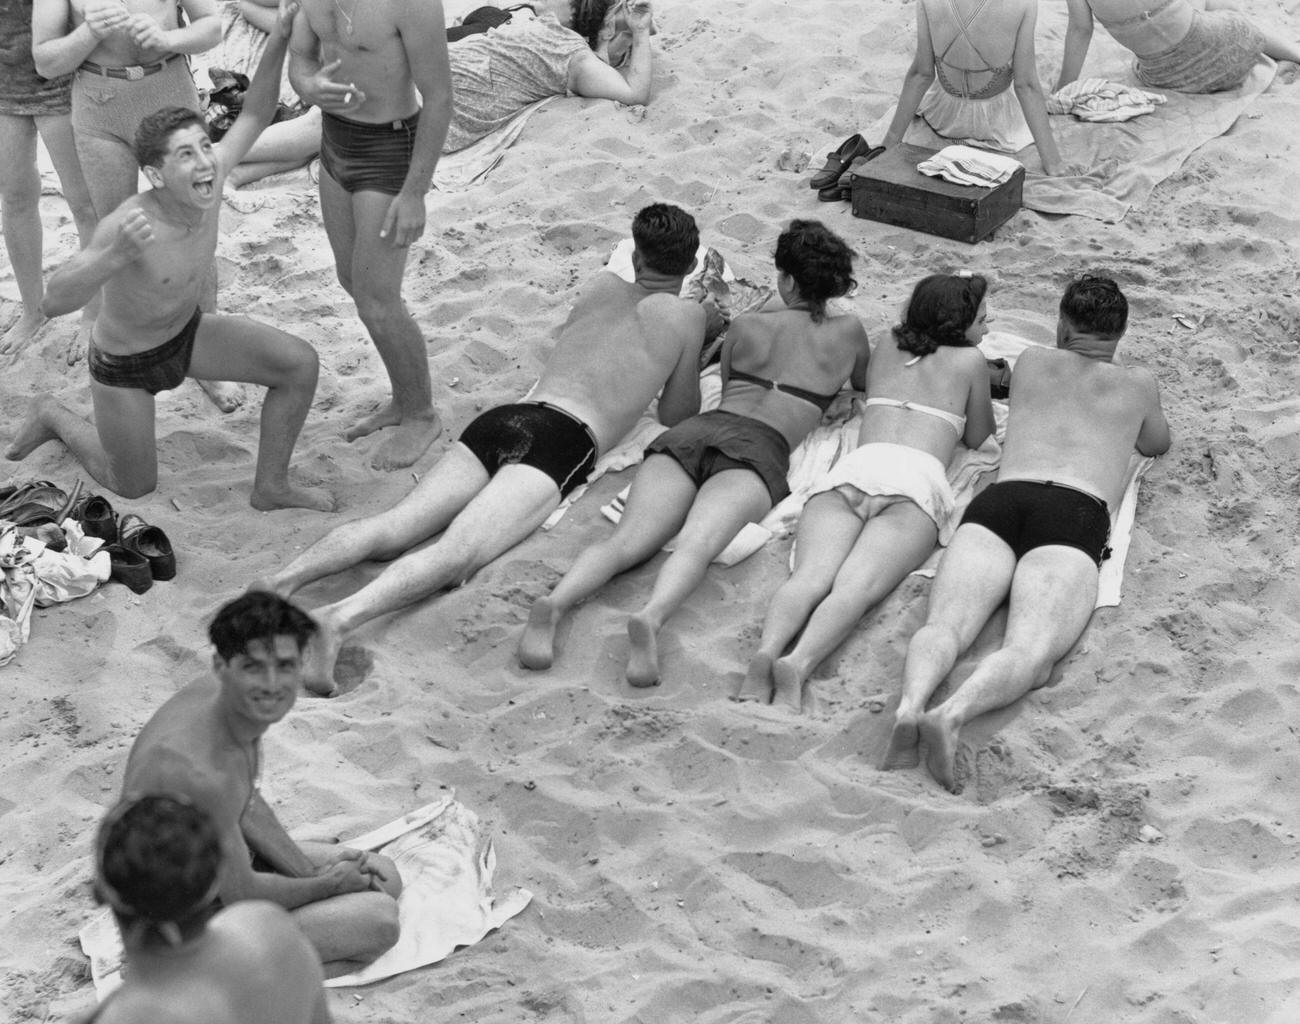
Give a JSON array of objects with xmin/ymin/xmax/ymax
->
[
  {"xmin": 932, "ymin": 0, "xmax": 1014, "ymax": 100},
  {"xmin": 88, "ymin": 308, "xmax": 201, "ymax": 394},
  {"xmin": 646, "ymin": 408, "xmax": 793, "ymax": 506},
  {"xmin": 814, "ymin": 442, "xmax": 955, "ymax": 528},
  {"xmin": 460, "ymin": 400, "xmax": 598, "ymax": 497},
  {"xmin": 960, "ymin": 479, "xmax": 1112, "ymax": 565},
  {"xmin": 320, "ymin": 111, "xmax": 419, "ymax": 195},
  {"xmin": 727, "ymin": 367, "xmax": 840, "ymax": 413},
  {"xmin": 862, "ymin": 396, "xmax": 966, "ymax": 435}
]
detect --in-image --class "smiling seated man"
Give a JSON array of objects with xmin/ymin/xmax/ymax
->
[
  {"xmin": 119, "ymin": 592, "xmax": 401, "ymax": 977},
  {"xmin": 4, "ymin": 9, "xmax": 329, "ymax": 511}
]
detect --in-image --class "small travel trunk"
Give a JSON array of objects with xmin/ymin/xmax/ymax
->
[{"xmin": 850, "ymin": 143, "xmax": 1024, "ymax": 243}]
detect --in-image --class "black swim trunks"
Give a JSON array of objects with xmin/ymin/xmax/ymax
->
[
  {"xmin": 460, "ymin": 401, "xmax": 598, "ymax": 497},
  {"xmin": 320, "ymin": 111, "xmax": 418, "ymax": 196},
  {"xmin": 961, "ymin": 479, "xmax": 1112, "ymax": 566},
  {"xmin": 88, "ymin": 308, "xmax": 201, "ymax": 394},
  {"xmin": 646, "ymin": 408, "xmax": 792, "ymax": 506}
]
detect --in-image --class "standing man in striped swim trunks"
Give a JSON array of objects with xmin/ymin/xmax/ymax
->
[{"xmin": 289, "ymin": 0, "xmax": 453, "ymax": 470}]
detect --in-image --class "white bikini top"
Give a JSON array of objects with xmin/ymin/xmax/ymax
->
[{"xmin": 863, "ymin": 396, "xmax": 966, "ymax": 434}]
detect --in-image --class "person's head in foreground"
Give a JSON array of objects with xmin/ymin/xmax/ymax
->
[
  {"xmin": 1058, "ymin": 273, "xmax": 1128, "ymax": 342},
  {"xmin": 569, "ymin": 0, "xmax": 649, "ymax": 65},
  {"xmin": 209, "ymin": 591, "xmax": 318, "ymax": 720},
  {"xmin": 135, "ymin": 106, "xmax": 218, "ymax": 207},
  {"xmin": 773, "ymin": 219, "xmax": 856, "ymax": 323},
  {"xmin": 893, "ymin": 273, "xmax": 990, "ymax": 356},
  {"xmin": 631, "ymin": 202, "xmax": 699, "ymax": 277},
  {"xmin": 97, "ymin": 794, "xmax": 221, "ymax": 949}
]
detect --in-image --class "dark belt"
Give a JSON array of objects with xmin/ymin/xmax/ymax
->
[{"xmin": 78, "ymin": 54, "xmax": 178, "ymax": 80}]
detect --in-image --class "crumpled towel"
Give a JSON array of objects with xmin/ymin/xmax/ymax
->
[
  {"xmin": 78, "ymin": 794, "xmax": 532, "ymax": 997},
  {"xmin": 917, "ymin": 144, "xmax": 1023, "ymax": 187},
  {"xmin": 0, "ymin": 521, "xmax": 109, "ymax": 666},
  {"xmin": 1047, "ymin": 78, "xmax": 1167, "ymax": 122}
]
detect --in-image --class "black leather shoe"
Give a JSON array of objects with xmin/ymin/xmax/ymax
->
[{"xmin": 809, "ymin": 133, "xmax": 871, "ymax": 190}]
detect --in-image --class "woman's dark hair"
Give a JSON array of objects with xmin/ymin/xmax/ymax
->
[
  {"xmin": 773, "ymin": 219, "xmax": 856, "ymax": 323},
  {"xmin": 892, "ymin": 273, "xmax": 988, "ymax": 356},
  {"xmin": 570, "ymin": 0, "xmax": 615, "ymax": 48}
]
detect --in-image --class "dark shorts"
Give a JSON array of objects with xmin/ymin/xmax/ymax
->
[
  {"xmin": 646, "ymin": 409, "xmax": 792, "ymax": 506},
  {"xmin": 961, "ymin": 479, "xmax": 1112, "ymax": 566},
  {"xmin": 88, "ymin": 308, "xmax": 201, "ymax": 394},
  {"xmin": 320, "ymin": 111, "xmax": 418, "ymax": 195},
  {"xmin": 460, "ymin": 401, "xmax": 598, "ymax": 498}
]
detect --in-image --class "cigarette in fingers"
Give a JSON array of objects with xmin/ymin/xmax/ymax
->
[{"xmin": 343, "ymin": 91, "xmax": 353, "ymax": 104}]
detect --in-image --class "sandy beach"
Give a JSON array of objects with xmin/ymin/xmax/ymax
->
[{"xmin": 4, "ymin": 0, "xmax": 1300, "ymax": 1020}]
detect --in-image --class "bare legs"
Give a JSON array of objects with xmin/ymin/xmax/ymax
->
[
  {"xmin": 228, "ymin": 110, "xmax": 322, "ymax": 190},
  {"xmin": 319, "ymin": 172, "xmax": 439, "ymax": 470},
  {"xmin": 519, "ymin": 457, "xmax": 771, "ymax": 687},
  {"xmin": 291, "ymin": 841, "xmax": 401, "ymax": 977},
  {"xmin": 739, "ymin": 493, "xmax": 939, "ymax": 711}
]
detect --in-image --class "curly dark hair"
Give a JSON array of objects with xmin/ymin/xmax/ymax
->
[
  {"xmin": 773, "ymin": 219, "xmax": 856, "ymax": 323},
  {"xmin": 134, "ymin": 106, "xmax": 208, "ymax": 168},
  {"xmin": 1059, "ymin": 273, "xmax": 1127, "ymax": 339},
  {"xmin": 208, "ymin": 590, "xmax": 317, "ymax": 661},
  {"xmin": 892, "ymin": 274, "xmax": 988, "ymax": 356},
  {"xmin": 632, "ymin": 202, "xmax": 699, "ymax": 276},
  {"xmin": 570, "ymin": 0, "xmax": 616, "ymax": 48}
]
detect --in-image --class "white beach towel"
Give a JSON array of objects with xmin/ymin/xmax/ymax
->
[
  {"xmin": 917, "ymin": 145, "xmax": 1023, "ymax": 187},
  {"xmin": 1047, "ymin": 78, "xmax": 1167, "ymax": 122},
  {"xmin": 77, "ymin": 794, "xmax": 531, "ymax": 998}
]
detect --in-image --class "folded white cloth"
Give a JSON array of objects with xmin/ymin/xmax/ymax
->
[
  {"xmin": 917, "ymin": 144, "xmax": 1024, "ymax": 186},
  {"xmin": 1048, "ymin": 78, "xmax": 1167, "ymax": 122}
]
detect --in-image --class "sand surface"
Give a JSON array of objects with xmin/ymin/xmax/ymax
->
[{"xmin": 4, "ymin": 0, "xmax": 1300, "ymax": 1020}]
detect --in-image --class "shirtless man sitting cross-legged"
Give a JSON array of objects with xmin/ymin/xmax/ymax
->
[
  {"xmin": 881, "ymin": 274, "xmax": 1170, "ymax": 792},
  {"xmin": 258, "ymin": 203, "xmax": 708, "ymax": 694},
  {"xmin": 5, "ymin": 6, "xmax": 331, "ymax": 511}
]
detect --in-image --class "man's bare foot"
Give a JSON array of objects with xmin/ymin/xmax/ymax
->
[
  {"xmin": 0, "ymin": 310, "xmax": 47, "ymax": 356},
  {"xmin": 247, "ymin": 575, "xmax": 295, "ymax": 599},
  {"xmin": 518, "ymin": 597, "xmax": 560, "ymax": 670},
  {"xmin": 880, "ymin": 711, "xmax": 922, "ymax": 770},
  {"xmin": 735, "ymin": 652, "xmax": 774, "ymax": 703},
  {"xmin": 626, "ymin": 614, "xmax": 660, "ymax": 687},
  {"xmin": 4, "ymin": 395, "xmax": 58, "ymax": 461},
  {"xmin": 302, "ymin": 615, "xmax": 345, "ymax": 696},
  {"xmin": 370, "ymin": 413, "xmax": 442, "ymax": 471},
  {"xmin": 771, "ymin": 657, "xmax": 806, "ymax": 712},
  {"xmin": 343, "ymin": 402, "xmax": 404, "ymax": 442},
  {"xmin": 222, "ymin": 183, "xmax": 267, "ymax": 213},
  {"xmin": 195, "ymin": 378, "xmax": 245, "ymax": 413},
  {"xmin": 918, "ymin": 709, "xmax": 962, "ymax": 793},
  {"xmin": 250, "ymin": 481, "xmax": 337, "ymax": 513}
]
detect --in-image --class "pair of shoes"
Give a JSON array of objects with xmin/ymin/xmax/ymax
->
[
  {"xmin": 73, "ymin": 498, "xmax": 176, "ymax": 591},
  {"xmin": 809, "ymin": 134, "xmax": 873, "ymax": 190},
  {"xmin": 118, "ymin": 513, "xmax": 177, "ymax": 582},
  {"xmin": 816, "ymin": 145, "xmax": 887, "ymax": 202}
]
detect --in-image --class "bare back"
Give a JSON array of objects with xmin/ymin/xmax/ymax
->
[
  {"xmin": 531, "ymin": 273, "xmax": 704, "ymax": 451},
  {"xmin": 860, "ymin": 337, "xmax": 994, "ymax": 460},
  {"xmin": 999, "ymin": 346, "xmax": 1168, "ymax": 507},
  {"xmin": 297, "ymin": 0, "xmax": 423, "ymax": 122},
  {"xmin": 919, "ymin": 0, "xmax": 1029, "ymax": 96},
  {"xmin": 719, "ymin": 306, "xmax": 869, "ymax": 448},
  {"xmin": 1084, "ymin": 0, "xmax": 1195, "ymax": 54},
  {"xmin": 95, "ymin": 902, "xmax": 329, "ymax": 1024}
]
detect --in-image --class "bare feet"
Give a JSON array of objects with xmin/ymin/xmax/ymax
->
[
  {"xmin": 518, "ymin": 597, "xmax": 559, "ymax": 670},
  {"xmin": 626, "ymin": 614, "xmax": 660, "ymax": 687},
  {"xmin": 302, "ymin": 614, "xmax": 345, "ymax": 696},
  {"xmin": 343, "ymin": 402, "xmax": 404, "ymax": 442},
  {"xmin": 247, "ymin": 575, "xmax": 294, "ymax": 599},
  {"xmin": 0, "ymin": 310, "xmax": 47, "ymax": 356},
  {"xmin": 918, "ymin": 709, "xmax": 962, "ymax": 793},
  {"xmin": 735, "ymin": 652, "xmax": 774, "ymax": 703},
  {"xmin": 195, "ymin": 378, "xmax": 246, "ymax": 414},
  {"xmin": 250, "ymin": 481, "xmax": 337, "ymax": 513},
  {"xmin": 771, "ymin": 657, "xmax": 805, "ymax": 712},
  {"xmin": 880, "ymin": 711, "xmax": 922, "ymax": 770},
  {"xmin": 371, "ymin": 413, "xmax": 442, "ymax": 471},
  {"xmin": 4, "ymin": 395, "xmax": 58, "ymax": 461},
  {"xmin": 222, "ymin": 184, "xmax": 267, "ymax": 213}
]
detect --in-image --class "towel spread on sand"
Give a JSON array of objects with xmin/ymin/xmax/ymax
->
[
  {"xmin": 917, "ymin": 145, "xmax": 1023, "ymax": 186},
  {"xmin": 1047, "ymin": 78, "xmax": 1167, "ymax": 122},
  {"xmin": 78, "ymin": 794, "xmax": 531, "ymax": 997}
]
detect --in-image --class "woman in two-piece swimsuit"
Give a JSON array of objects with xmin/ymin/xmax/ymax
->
[
  {"xmin": 738, "ymin": 274, "xmax": 995, "ymax": 710},
  {"xmin": 883, "ymin": 0, "xmax": 1068, "ymax": 175},
  {"xmin": 518, "ymin": 220, "xmax": 870, "ymax": 686}
]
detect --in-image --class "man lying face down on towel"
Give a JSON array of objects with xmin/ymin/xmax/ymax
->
[
  {"xmin": 882, "ymin": 274, "xmax": 1171, "ymax": 793},
  {"xmin": 119, "ymin": 592, "xmax": 401, "ymax": 978},
  {"xmin": 85, "ymin": 794, "xmax": 330, "ymax": 1024},
  {"xmin": 256, "ymin": 202, "xmax": 708, "ymax": 695}
]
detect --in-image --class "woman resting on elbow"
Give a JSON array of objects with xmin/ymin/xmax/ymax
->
[
  {"xmin": 518, "ymin": 220, "xmax": 871, "ymax": 687},
  {"xmin": 883, "ymin": 0, "xmax": 1069, "ymax": 176},
  {"xmin": 738, "ymin": 274, "xmax": 996, "ymax": 711}
]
